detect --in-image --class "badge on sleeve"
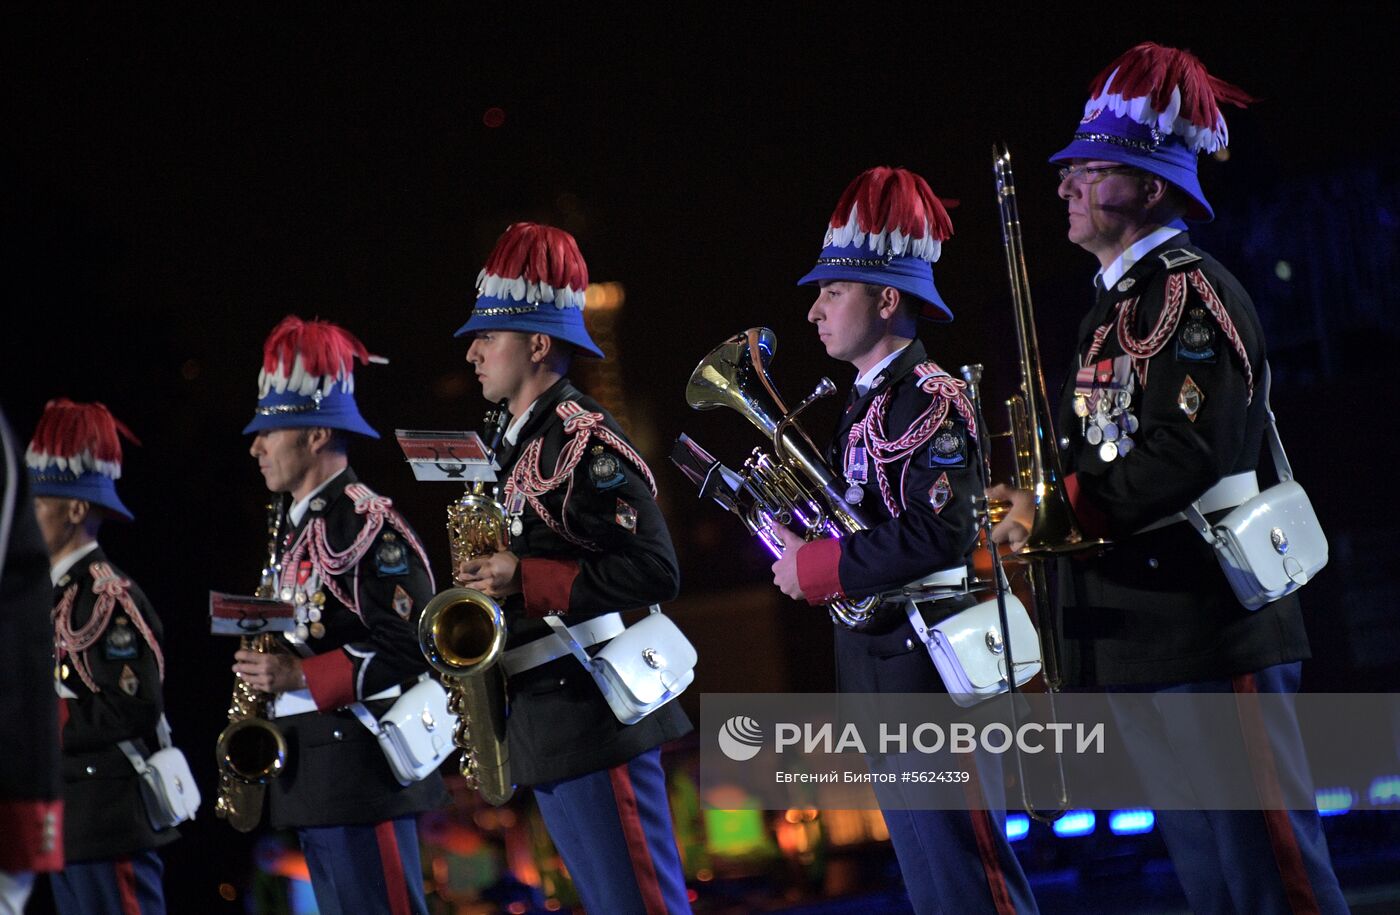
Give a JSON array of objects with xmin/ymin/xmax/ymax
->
[
  {"xmin": 118, "ymin": 665, "xmax": 140, "ymax": 696},
  {"xmin": 104, "ymin": 617, "xmax": 138, "ymax": 660},
  {"xmin": 392, "ymin": 585, "xmax": 414, "ymax": 619},
  {"xmin": 375, "ymin": 532, "xmax": 410, "ymax": 577},
  {"xmin": 589, "ymin": 445, "xmax": 626, "ymax": 491},
  {"xmin": 615, "ymin": 498, "xmax": 638, "ymax": 532},
  {"xmin": 1178, "ymin": 375, "xmax": 1204, "ymax": 422},
  {"xmin": 928, "ymin": 422, "xmax": 967, "ymax": 467},
  {"xmin": 929, "ymin": 472, "xmax": 952, "ymax": 514},
  {"xmin": 1176, "ymin": 307, "xmax": 1217, "ymax": 363}
]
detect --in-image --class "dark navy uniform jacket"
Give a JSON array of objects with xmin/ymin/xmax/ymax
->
[
  {"xmin": 0, "ymin": 412, "xmax": 63, "ymax": 873},
  {"xmin": 266, "ymin": 467, "xmax": 448, "ymax": 828},
  {"xmin": 794, "ymin": 340, "xmax": 984, "ymax": 694},
  {"xmin": 493, "ymin": 378, "xmax": 690, "ymax": 786},
  {"xmin": 1055, "ymin": 234, "xmax": 1310, "ymax": 686},
  {"xmin": 53, "ymin": 547, "xmax": 179, "ymax": 862}
]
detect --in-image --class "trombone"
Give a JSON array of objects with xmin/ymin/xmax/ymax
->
[{"xmin": 983, "ymin": 143, "xmax": 1109, "ymax": 822}]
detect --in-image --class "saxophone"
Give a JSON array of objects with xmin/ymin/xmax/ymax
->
[
  {"xmin": 214, "ymin": 499, "xmax": 291, "ymax": 832},
  {"xmin": 417, "ymin": 408, "xmax": 514, "ymax": 805}
]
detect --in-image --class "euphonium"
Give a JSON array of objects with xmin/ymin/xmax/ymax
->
[
  {"xmin": 417, "ymin": 411, "xmax": 514, "ymax": 806},
  {"xmin": 214, "ymin": 500, "xmax": 290, "ymax": 833},
  {"xmin": 684, "ymin": 327, "xmax": 881, "ymax": 628}
]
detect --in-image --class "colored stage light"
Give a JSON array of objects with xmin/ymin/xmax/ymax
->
[
  {"xmin": 1108, "ymin": 809, "xmax": 1155, "ymax": 836},
  {"xmin": 1051, "ymin": 810, "xmax": 1096, "ymax": 838},
  {"xmin": 1315, "ymin": 787, "xmax": 1354, "ymax": 817},
  {"xmin": 1005, "ymin": 814, "xmax": 1030, "ymax": 842},
  {"xmin": 1368, "ymin": 775, "xmax": 1400, "ymax": 806}
]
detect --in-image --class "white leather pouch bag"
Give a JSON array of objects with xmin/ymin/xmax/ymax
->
[
  {"xmin": 907, "ymin": 596, "xmax": 1042, "ymax": 708},
  {"xmin": 119, "ymin": 716, "xmax": 202, "ymax": 830},
  {"xmin": 1184, "ymin": 366, "xmax": 1328, "ymax": 611},
  {"xmin": 546, "ymin": 606, "xmax": 696, "ymax": 725},
  {"xmin": 350, "ymin": 675, "xmax": 457, "ymax": 786}
]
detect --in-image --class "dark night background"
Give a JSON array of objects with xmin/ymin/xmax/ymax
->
[{"xmin": 5, "ymin": 4, "xmax": 1398, "ymax": 911}]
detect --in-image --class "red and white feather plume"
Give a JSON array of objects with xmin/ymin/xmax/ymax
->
[
  {"xmin": 476, "ymin": 222, "xmax": 589, "ymax": 309},
  {"xmin": 1084, "ymin": 42, "xmax": 1255, "ymax": 153},
  {"xmin": 25, "ymin": 399, "xmax": 139, "ymax": 479},
  {"xmin": 824, "ymin": 167, "xmax": 954, "ymax": 263},
  {"xmin": 257, "ymin": 316, "xmax": 381, "ymax": 399}
]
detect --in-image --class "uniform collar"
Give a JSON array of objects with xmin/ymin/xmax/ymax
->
[
  {"xmin": 854, "ymin": 343, "xmax": 913, "ymax": 396},
  {"xmin": 842, "ymin": 339, "xmax": 928, "ymax": 419},
  {"xmin": 507, "ymin": 377, "xmax": 581, "ymax": 446},
  {"xmin": 289, "ymin": 466, "xmax": 357, "ymax": 529},
  {"xmin": 503, "ymin": 403, "xmax": 535, "ymax": 445},
  {"xmin": 51, "ymin": 540, "xmax": 101, "ymax": 587},
  {"xmin": 1096, "ymin": 226, "xmax": 1185, "ymax": 292}
]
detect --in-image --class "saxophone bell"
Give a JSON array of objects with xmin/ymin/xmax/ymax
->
[
  {"xmin": 216, "ymin": 710, "xmax": 289, "ymax": 784},
  {"xmin": 417, "ymin": 586, "xmax": 512, "ymax": 806}
]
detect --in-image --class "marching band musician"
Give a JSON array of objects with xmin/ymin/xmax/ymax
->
[
  {"xmin": 29, "ymin": 399, "xmax": 175, "ymax": 914},
  {"xmin": 989, "ymin": 43, "xmax": 1347, "ymax": 912},
  {"xmin": 770, "ymin": 167, "xmax": 1040, "ymax": 914},
  {"xmin": 455, "ymin": 222, "xmax": 692, "ymax": 914},
  {"xmin": 233, "ymin": 316, "xmax": 447, "ymax": 915},
  {"xmin": 0, "ymin": 403, "xmax": 63, "ymax": 915}
]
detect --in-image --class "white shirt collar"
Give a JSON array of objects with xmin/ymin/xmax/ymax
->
[
  {"xmin": 1096, "ymin": 226, "xmax": 1184, "ymax": 292},
  {"xmin": 855, "ymin": 344, "xmax": 911, "ymax": 396},
  {"xmin": 289, "ymin": 469, "xmax": 343, "ymax": 527},
  {"xmin": 51, "ymin": 541, "xmax": 100, "ymax": 586},
  {"xmin": 504, "ymin": 402, "xmax": 536, "ymax": 446}
]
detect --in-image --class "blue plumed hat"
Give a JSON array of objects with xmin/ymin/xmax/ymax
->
[
  {"xmin": 242, "ymin": 315, "xmax": 383, "ymax": 438},
  {"xmin": 27, "ymin": 399, "xmax": 139, "ymax": 521},
  {"xmin": 797, "ymin": 166, "xmax": 956, "ymax": 322},
  {"xmin": 454, "ymin": 222, "xmax": 604, "ymax": 358},
  {"xmin": 1049, "ymin": 42, "xmax": 1254, "ymax": 222}
]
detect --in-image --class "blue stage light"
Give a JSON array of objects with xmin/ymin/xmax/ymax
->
[
  {"xmin": 1368, "ymin": 775, "xmax": 1400, "ymax": 806},
  {"xmin": 1005, "ymin": 814, "xmax": 1030, "ymax": 842},
  {"xmin": 1108, "ymin": 809, "xmax": 1155, "ymax": 835},
  {"xmin": 1052, "ymin": 810, "xmax": 1096, "ymax": 838},
  {"xmin": 1315, "ymin": 787, "xmax": 1354, "ymax": 817}
]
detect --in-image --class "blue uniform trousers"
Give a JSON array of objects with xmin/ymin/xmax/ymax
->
[
  {"xmin": 1110, "ymin": 661, "xmax": 1347, "ymax": 914},
  {"xmin": 298, "ymin": 816, "xmax": 427, "ymax": 915},
  {"xmin": 51, "ymin": 849, "xmax": 165, "ymax": 915},
  {"xmin": 873, "ymin": 747, "xmax": 1039, "ymax": 915},
  {"xmin": 533, "ymin": 747, "xmax": 691, "ymax": 915}
]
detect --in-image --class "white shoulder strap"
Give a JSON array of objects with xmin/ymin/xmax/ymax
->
[
  {"xmin": 1183, "ymin": 362, "xmax": 1293, "ymax": 542},
  {"xmin": 543, "ymin": 605, "xmax": 661, "ymax": 669},
  {"xmin": 117, "ymin": 713, "xmax": 175, "ymax": 773}
]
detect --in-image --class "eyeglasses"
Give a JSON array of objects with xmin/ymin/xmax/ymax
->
[{"xmin": 1057, "ymin": 164, "xmax": 1135, "ymax": 185}]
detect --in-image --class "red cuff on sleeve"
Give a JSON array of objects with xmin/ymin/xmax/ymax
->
[
  {"xmin": 1064, "ymin": 472, "xmax": 1111, "ymax": 540},
  {"xmin": 796, "ymin": 538, "xmax": 845, "ymax": 606},
  {"xmin": 0, "ymin": 799, "xmax": 64, "ymax": 872},
  {"xmin": 302, "ymin": 650, "xmax": 356, "ymax": 710},
  {"xmin": 521, "ymin": 557, "xmax": 580, "ymax": 618}
]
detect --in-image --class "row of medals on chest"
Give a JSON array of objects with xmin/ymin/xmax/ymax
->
[
  {"xmin": 1074, "ymin": 369, "xmax": 1140, "ymax": 464},
  {"xmin": 275, "ymin": 560, "xmax": 328, "ymax": 640},
  {"xmin": 842, "ymin": 420, "xmax": 965, "ymax": 504}
]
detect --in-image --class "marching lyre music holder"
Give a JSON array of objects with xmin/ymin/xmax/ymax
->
[{"xmin": 393, "ymin": 429, "xmax": 499, "ymax": 484}]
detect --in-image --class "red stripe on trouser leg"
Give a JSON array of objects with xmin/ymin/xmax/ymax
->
[
  {"xmin": 374, "ymin": 820, "xmax": 412, "ymax": 915},
  {"xmin": 959, "ymin": 752, "xmax": 1018, "ymax": 915},
  {"xmin": 1232, "ymin": 673, "xmax": 1321, "ymax": 915},
  {"xmin": 115, "ymin": 858, "xmax": 141, "ymax": 915},
  {"xmin": 607, "ymin": 762, "xmax": 669, "ymax": 915}
]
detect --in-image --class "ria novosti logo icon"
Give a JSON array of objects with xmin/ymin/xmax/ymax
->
[{"xmin": 718, "ymin": 716, "xmax": 764, "ymax": 761}]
